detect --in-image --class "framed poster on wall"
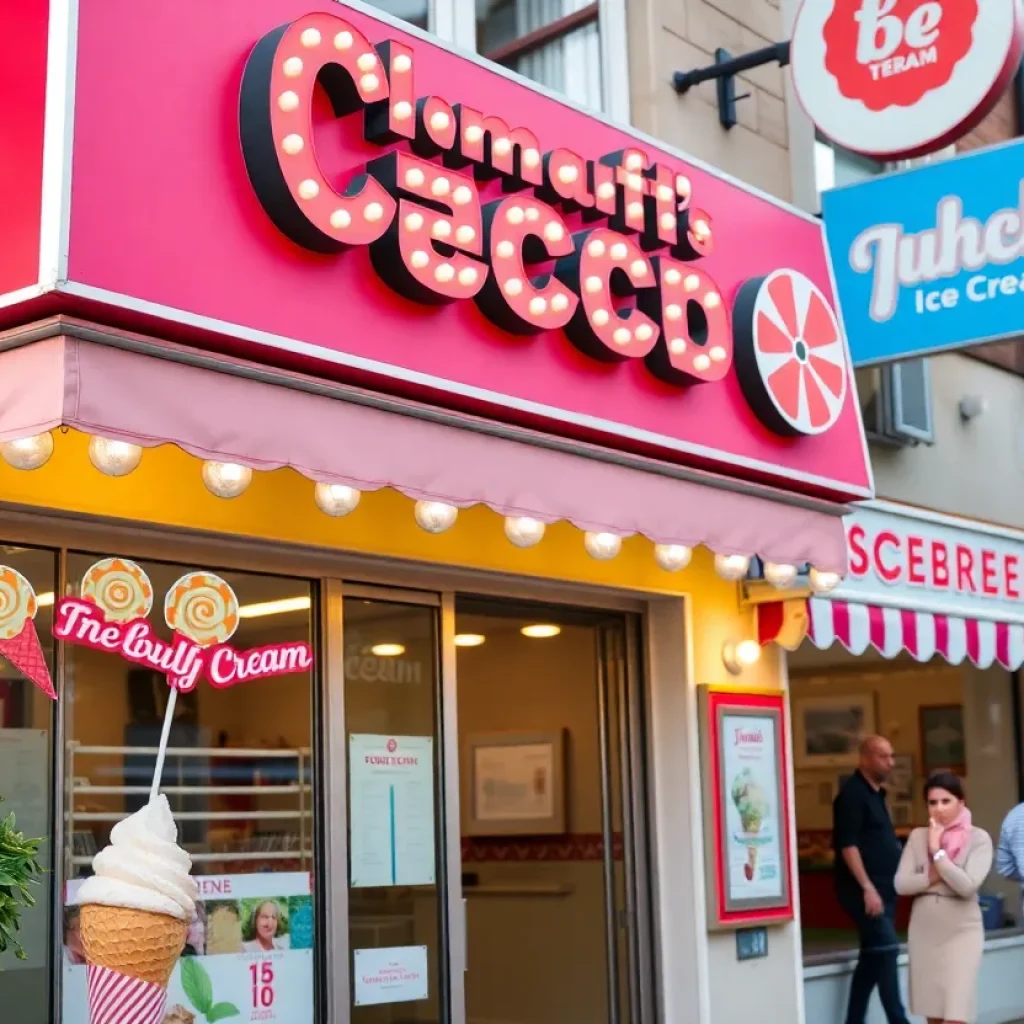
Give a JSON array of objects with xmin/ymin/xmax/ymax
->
[
  {"xmin": 699, "ymin": 687, "xmax": 793, "ymax": 930},
  {"xmin": 463, "ymin": 730, "xmax": 567, "ymax": 837}
]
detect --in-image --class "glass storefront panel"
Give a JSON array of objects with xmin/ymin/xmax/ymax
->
[
  {"xmin": 791, "ymin": 644, "xmax": 1023, "ymax": 962},
  {"xmin": 0, "ymin": 546, "xmax": 57, "ymax": 1024},
  {"xmin": 61, "ymin": 555, "xmax": 316, "ymax": 1024},
  {"xmin": 454, "ymin": 598, "xmax": 639, "ymax": 1024},
  {"xmin": 343, "ymin": 596, "xmax": 447, "ymax": 1023}
]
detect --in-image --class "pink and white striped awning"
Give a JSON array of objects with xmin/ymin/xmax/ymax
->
[{"xmin": 807, "ymin": 598, "xmax": 1024, "ymax": 670}]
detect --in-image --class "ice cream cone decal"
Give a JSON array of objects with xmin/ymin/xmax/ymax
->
[
  {"xmin": 731, "ymin": 767, "xmax": 768, "ymax": 882},
  {"xmin": 746, "ymin": 845, "xmax": 759, "ymax": 881},
  {"xmin": 77, "ymin": 796, "xmax": 198, "ymax": 1024},
  {"xmin": 0, "ymin": 566, "xmax": 54, "ymax": 699}
]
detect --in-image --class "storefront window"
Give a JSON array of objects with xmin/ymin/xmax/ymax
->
[
  {"xmin": 791, "ymin": 647, "xmax": 1022, "ymax": 962},
  {"xmin": 61, "ymin": 555, "xmax": 316, "ymax": 1024},
  {"xmin": 455, "ymin": 598, "xmax": 638, "ymax": 1023},
  {"xmin": 476, "ymin": 0, "xmax": 603, "ymax": 110},
  {"xmin": 364, "ymin": 0, "xmax": 429, "ymax": 30},
  {"xmin": 0, "ymin": 546, "xmax": 57, "ymax": 1024},
  {"xmin": 343, "ymin": 596, "xmax": 445, "ymax": 1021}
]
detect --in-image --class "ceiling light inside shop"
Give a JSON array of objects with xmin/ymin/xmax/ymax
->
[
  {"xmin": 238, "ymin": 596, "xmax": 312, "ymax": 619},
  {"xmin": 35, "ymin": 592, "xmax": 54, "ymax": 607},
  {"xmin": 371, "ymin": 643, "xmax": 406, "ymax": 657},
  {"xmin": 521, "ymin": 624, "xmax": 561, "ymax": 639},
  {"xmin": 454, "ymin": 633, "xmax": 486, "ymax": 647}
]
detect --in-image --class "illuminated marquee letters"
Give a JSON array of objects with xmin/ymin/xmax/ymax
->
[{"xmin": 239, "ymin": 11, "xmax": 846, "ymax": 438}]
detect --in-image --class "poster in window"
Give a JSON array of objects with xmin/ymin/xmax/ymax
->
[{"xmin": 699, "ymin": 687, "xmax": 793, "ymax": 930}]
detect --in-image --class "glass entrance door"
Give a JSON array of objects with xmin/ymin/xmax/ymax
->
[
  {"xmin": 340, "ymin": 589, "xmax": 649, "ymax": 1024},
  {"xmin": 453, "ymin": 598, "xmax": 647, "ymax": 1024},
  {"xmin": 343, "ymin": 592, "xmax": 452, "ymax": 1024}
]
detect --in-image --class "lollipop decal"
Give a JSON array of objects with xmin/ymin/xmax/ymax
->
[
  {"xmin": 81, "ymin": 557, "xmax": 154, "ymax": 622},
  {"xmin": 164, "ymin": 572, "xmax": 239, "ymax": 648},
  {"xmin": 0, "ymin": 566, "xmax": 54, "ymax": 699}
]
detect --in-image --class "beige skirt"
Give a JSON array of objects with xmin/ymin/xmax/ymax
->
[{"xmin": 907, "ymin": 892, "xmax": 984, "ymax": 1022}]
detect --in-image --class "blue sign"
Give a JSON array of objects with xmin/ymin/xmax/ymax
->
[
  {"xmin": 736, "ymin": 926, "xmax": 768, "ymax": 961},
  {"xmin": 821, "ymin": 138, "xmax": 1024, "ymax": 366}
]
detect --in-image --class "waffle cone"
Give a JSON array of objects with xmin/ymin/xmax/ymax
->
[{"xmin": 80, "ymin": 904, "xmax": 187, "ymax": 987}]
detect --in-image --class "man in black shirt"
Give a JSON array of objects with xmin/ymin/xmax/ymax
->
[{"xmin": 832, "ymin": 734, "xmax": 910, "ymax": 1024}]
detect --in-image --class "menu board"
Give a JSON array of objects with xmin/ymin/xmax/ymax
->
[{"xmin": 721, "ymin": 713, "xmax": 784, "ymax": 903}]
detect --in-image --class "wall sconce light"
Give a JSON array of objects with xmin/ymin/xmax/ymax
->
[
  {"xmin": 723, "ymin": 638, "xmax": 762, "ymax": 675},
  {"xmin": 959, "ymin": 394, "xmax": 987, "ymax": 422}
]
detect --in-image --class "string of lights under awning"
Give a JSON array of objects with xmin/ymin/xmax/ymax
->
[{"xmin": 0, "ymin": 333, "xmax": 846, "ymax": 589}]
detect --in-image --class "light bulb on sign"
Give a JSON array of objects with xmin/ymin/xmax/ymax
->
[
  {"xmin": 584, "ymin": 532, "xmax": 622, "ymax": 560},
  {"xmin": 89, "ymin": 436, "xmax": 143, "ymax": 477},
  {"xmin": 504, "ymin": 516, "xmax": 546, "ymax": 548},
  {"xmin": 0, "ymin": 432, "xmax": 54, "ymax": 470},
  {"xmin": 763, "ymin": 562, "xmax": 798, "ymax": 588},
  {"xmin": 722, "ymin": 638, "xmax": 762, "ymax": 675},
  {"xmin": 202, "ymin": 461, "xmax": 253, "ymax": 499},
  {"xmin": 654, "ymin": 544, "xmax": 692, "ymax": 572},
  {"xmin": 414, "ymin": 500, "xmax": 458, "ymax": 534},
  {"xmin": 714, "ymin": 553, "xmax": 751, "ymax": 581},
  {"xmin": 315, "ymin": 482, "xmax": 361, "ymax": 517},
  {"xmin": 809, "ymin": 567, "xmax": 842, "ymax": 594}
]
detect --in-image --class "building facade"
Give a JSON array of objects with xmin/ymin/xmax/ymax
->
[
  {"xmin": 645, "ymin": 1, "xmax": 1024, "ymax": 1022},
  {"xmin": 0, "ymin": 2, "xmax": 868, "ymax": 1024}
]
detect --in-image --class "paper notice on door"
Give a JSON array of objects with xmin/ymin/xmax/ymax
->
[
  {"xmin": 349, "ymin": 734, "xmax": 435, "ymax": 888},
  {"xmin": 353, "ymin": 945, "xmax": 429, "ymax": 1006}
]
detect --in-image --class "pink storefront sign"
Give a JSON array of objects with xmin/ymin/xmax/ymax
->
[{"xmin": 2, "ymin": 0, "xmax": 872, "ymax": 503}]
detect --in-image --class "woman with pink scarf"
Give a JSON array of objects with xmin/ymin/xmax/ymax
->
[{"xmin": 895, "ymin": 771, "xmax": 993, "ymax": 1024}]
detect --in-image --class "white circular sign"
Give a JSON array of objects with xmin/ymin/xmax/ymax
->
[
  {"xmin": 734, "ymin": 270, "xmax": 848, "ymax": 438},
  {"xmin": 791, "ymin": 0, "xmax": 1024, "ymax": 160}
]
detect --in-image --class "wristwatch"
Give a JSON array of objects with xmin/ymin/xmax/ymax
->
[{"xmin": 932, "ymin": 849, "xmax": 947, "ymax": 863}]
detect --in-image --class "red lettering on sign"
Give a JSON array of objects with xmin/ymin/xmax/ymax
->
[
  {"xmin": 931, "ymin": 540, "xmax": 950, "ymax": 588},
  {"xmin": 874, "ymin": 530, "xmax": 901, "ymax": 582},
  {"xmin": 1006, "ymin": 554, "xmax": 1021, "ymax": 599},
  {"xmin": 981, "ymin": 549, "xmax": 1000, "ymax": 596},
  {"xmin": 848, "ymin": 523, "xmax": 869, "ymax": 576},
  {"xmin": 956, "ymin": 544, "xmax": 976, "ymax": 592},
  {"xmin": 906, "ymin": 534, "xmax": 925, "ymax": 584}
]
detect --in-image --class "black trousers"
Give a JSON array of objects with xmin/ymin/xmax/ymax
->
[{"xmin": 837, "ymin": 889, "xmax": 910, "ymax": 1024}]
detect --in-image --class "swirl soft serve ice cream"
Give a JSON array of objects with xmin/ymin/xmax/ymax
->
[{"xmin": 77, "ymin": 796, "xmax": 199, "ymax": 990}]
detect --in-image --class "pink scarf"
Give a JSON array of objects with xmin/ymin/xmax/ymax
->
[{"xmin": 941, "ymin": 807, "xmax": 972, "ymax": 863}]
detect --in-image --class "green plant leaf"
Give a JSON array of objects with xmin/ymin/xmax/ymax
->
[
  {"xmin": 179, "ymin": 957, "xmax": 214, "ymax": 1014},
  {"xmin": 206, "ymin": 1002, "xmax": 241, "ymax": 1022}
]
